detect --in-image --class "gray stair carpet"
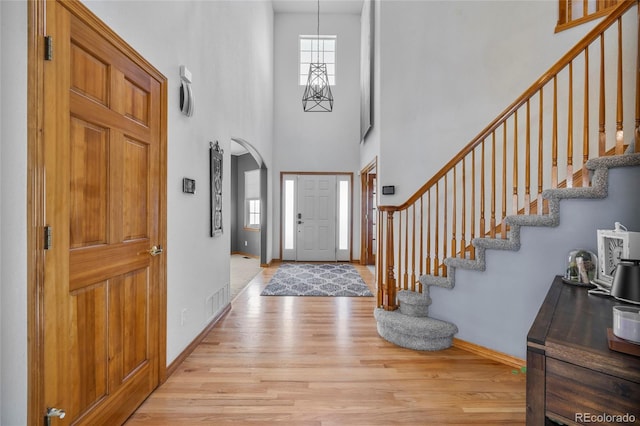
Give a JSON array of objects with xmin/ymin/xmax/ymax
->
[{"xmin": 375, "ymin": 151, "xmax": 640, "ymax": 351}]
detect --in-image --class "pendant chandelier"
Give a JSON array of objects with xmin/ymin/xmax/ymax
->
[{"xmin": 302, "ymin": 0, "xmax": 333, "ymax": 112}]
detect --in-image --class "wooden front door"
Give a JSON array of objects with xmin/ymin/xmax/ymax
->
[
  {"xmin": 365, "ymin": 173, "xmax": 377, "ymax": 265},
  {"xmin": 39, "ymin": 1, "xmax": 167, "ymax": 424}
]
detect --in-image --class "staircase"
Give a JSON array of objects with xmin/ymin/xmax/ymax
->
[{"xmin": 374, "ymin": 1, "xmax": 640, "ymax": 351}]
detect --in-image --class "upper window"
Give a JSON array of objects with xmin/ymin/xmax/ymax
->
[
  {"xmin": 299, "ymin": 36, "xmax": 336, "ymax": 86},
  {"xmin": 556, "ymin": 0, "xmax": 624, "ymax": 32}
]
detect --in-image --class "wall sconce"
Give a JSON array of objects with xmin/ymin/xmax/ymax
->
[{"xmin": 180, "ymin": 65, "xmax": 194, "ymax": 117}]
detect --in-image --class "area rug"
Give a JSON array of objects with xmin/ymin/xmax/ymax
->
[{"xmin": 261, "ymin": 263, "xmax": 374, "ymax": 297}]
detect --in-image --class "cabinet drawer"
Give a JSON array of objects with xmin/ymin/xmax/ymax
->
[{"xmin": 546, "ymin": 358, "xmax": 640, "ymax": 424}]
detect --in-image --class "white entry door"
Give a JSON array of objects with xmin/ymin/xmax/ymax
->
[
  {"xmin": 297, "ymin": 175, "xmax": 337, "ymax": 261},
  {"xmin": 282, "ymin": 174, "xmax": 351, "ymax": 261}
]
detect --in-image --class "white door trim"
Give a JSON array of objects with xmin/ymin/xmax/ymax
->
[{"xmin": 281, "ymin": 172, "xmax": 352, "ymax": 262}]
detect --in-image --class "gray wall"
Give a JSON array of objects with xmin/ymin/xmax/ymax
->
[
  {"xmin": 230, "ymin": 155, "xmax": 238, "ymax": 253},
  {"xmin": 232, "ymin": 153, "xmax": 261, "ymax": 257}
]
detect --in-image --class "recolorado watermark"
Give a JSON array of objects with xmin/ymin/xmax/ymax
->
[{"xmin": 575, "ymin": 412, "xmax": 636, "ymax": 424}]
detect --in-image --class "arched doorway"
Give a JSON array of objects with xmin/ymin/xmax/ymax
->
[{"xmin": 230, "ymin": 138, "xmax": 268, "ymax": 266}]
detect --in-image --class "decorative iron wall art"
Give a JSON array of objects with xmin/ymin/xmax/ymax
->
[{"xmin": 210, "ymin": 141, "xmax": 223, "ymax": 237}]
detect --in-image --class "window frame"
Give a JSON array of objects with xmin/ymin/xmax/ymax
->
[
  {"xmin": 245, "ymin": 199, "xmax": 261, "ymax": 231},
  {"xmin": 244, "ymin": 169, "xmax": 261, "ymax": 231},
  {"xmin": 299, "ymin": 35, "xmax": 337, "ymax": 86}
]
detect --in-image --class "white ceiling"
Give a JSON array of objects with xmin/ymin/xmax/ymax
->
[{"xmin": 272, "ymin": 0, "xmax": 364, "ymax": 15}]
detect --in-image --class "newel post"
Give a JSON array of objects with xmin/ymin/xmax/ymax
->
[{"xmin": 384, "ymin": 210, "xmax": 397, "ymax": 310}]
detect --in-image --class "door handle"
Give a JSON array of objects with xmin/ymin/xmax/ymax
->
[
  {"xmin": 297, "ymin": 220, "xmax": 304, "ymax": 224},
  {"xmin": 148, "ymin": 245, "xmax": 164, "ymax": 256},
  {"xmin": 45, "ymin": 407, "xmax": 66, "ymax": 426}
]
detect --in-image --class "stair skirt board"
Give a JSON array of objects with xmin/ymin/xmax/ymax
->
[
  {"xmin": 374, "ymin": 308, "xmax": 458, "ymax": 351},
  {"xmin": 374, "ymin": 153, "xmax": 640, "ymax": 352}
]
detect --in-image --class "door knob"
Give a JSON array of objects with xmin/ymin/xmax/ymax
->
[{"xmin": 148, "ymin": 245, "xmax": 164, "ymax": 256}]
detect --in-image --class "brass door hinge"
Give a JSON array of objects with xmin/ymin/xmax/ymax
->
[
  {"xmin": 44, "ymin": 226, "xmax": 52, "ymax": 250},
  {"xmin": 44, "ymin": 36, "xmax": 53, "ymax": 61}
]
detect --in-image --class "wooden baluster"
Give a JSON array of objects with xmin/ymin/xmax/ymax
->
[
  {"xmin": 502, "ymin": 123, "xmax": 507, "ymax": 239},
  {"xmin": 599, "ymin": 34, "xmax": 606, "ymax": 156},
  {"xmin": 559, "ymin": 0, "xmax": 568, "ymax": 25},
  {"xmin": 452, "ymin": 166, "xmax": 457, "ymax": 258},
  {"xmin": 553, "ymin": 75, "xmax": 559, "ymax": 188},
  {"xmin": 443, "ymin": 174, "xmax": 448, "ymax": 277},
  {"xmin": 384, "ymin": 210, "xmax": 396, "ymax": 310},
  {"xmin": 398, "ymin": 211, "xmax": 404, "ymax": 291},
  {"xmin": 411, "ymin": 204, "xmax": 416, "ymax": 291},
  {"xmin": 419, "ymin": 197, "xmax": 423, "ymax": 277},
  {"xmin": 426, "ymin": 190, "xmax": 431, "ymax": 276},
  {"xmin": 434, "ymin": 182, "xmax": 439, "ymax": 276},
  {"xmin": 583, "ymin": 47, "xmax": 590, "ymax": 187},
  {"xmin": 567, "ymin": 60, "xmax": 574, "ymax": 188},
  {"xmin": 480, "ymin": 140, "xmax": 486, "ymax": 237},
  {"xmin": 615, "ymin": 17, "xmax": 624, "ymax": 155},
  {"xmin": 538, "ymin": 89, "xmax": 544, "ymax": 214},
  {"xmin": 377, "ymin": 209, "xmax": 384, "ymax": 307},
  {"xmin": 462, "ymin": 157, "xmax": 467, "ymax": 254},
  {"xmin": 404, "ymin": 209, "xmax": 409, "ymax": 290},
  {"xmin": 491, "ymin": 132, "xmax": 497, "ymax": 238},
  {"xmin": 471, "ymin": 149, "xmax": 477, "ymax": 257},
  {"xmin": 525, "ymin": 100, "xmax": 531, "ymax": 214},
  {"xmin": 513, "ymin": 110, "xmax": 519, "ymax": 215}
]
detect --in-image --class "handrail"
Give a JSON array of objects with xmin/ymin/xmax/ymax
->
[
  {"xmin": 378, "ymin": 0, "xmax": 636, "ymax": 213},
  {"xmin": 376, "ymin": 0, "xmax": 639, "ymax": 310}
]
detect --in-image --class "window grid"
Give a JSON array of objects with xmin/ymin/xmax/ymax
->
[
  {"xmin": 300, "ymin": 36, "xmax": 336, "ymax": 86},
  {"xmin": 246, "ymin": 199, "xmax": 260, "ymax": 229}
]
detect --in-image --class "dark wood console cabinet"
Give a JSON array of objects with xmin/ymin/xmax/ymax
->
[{"xmin": 527, "ymin": 276, "xmax": 640, "ymax": 425}]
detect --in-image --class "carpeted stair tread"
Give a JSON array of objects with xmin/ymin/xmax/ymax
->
[
  {"xmin": 374, "ymin": 308, "xmax": 457, "ymax": 351},
  {"xmin": 418, "ymin": 274, "xmax": 453, "ymax": 289}
]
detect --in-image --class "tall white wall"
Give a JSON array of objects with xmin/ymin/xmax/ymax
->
[
  {"xmin": 375, "ymin": 0, "xmax": 601, "ymax": 205},
  {"xmin": 0, "ymin": 2, "xmax": 274, "ymax": 424},
  {"xmin": 273, "ymin": 12, "xmax": 362, "ymax": 260},
  {"xmin": 83, "ymin": 0, "xmax": 274, "ymax": 366},
  {"xmin": 0, "ymin": 2, "xmax": 28, "ymax": 425},
  {"xmin": 0, "ymin": 0, "xmax": 3, "ymax": 417},
  {"xmin": 369, "ymin": 0, "xmax": 638, "ymax": 360}
]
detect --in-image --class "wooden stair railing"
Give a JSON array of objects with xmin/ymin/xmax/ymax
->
[{"xmin": 377, "ymin": 0, "xmax": 640, "ymax": 310}]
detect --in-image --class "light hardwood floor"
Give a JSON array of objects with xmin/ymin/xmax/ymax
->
[{"xmin": 126, "ymin": 263, "xmax": 526, "ymax": 425}]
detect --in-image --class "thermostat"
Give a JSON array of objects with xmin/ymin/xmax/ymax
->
[{"xmin": 382, "ymin": 185, "xmax": 395, "ymax": 195}]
